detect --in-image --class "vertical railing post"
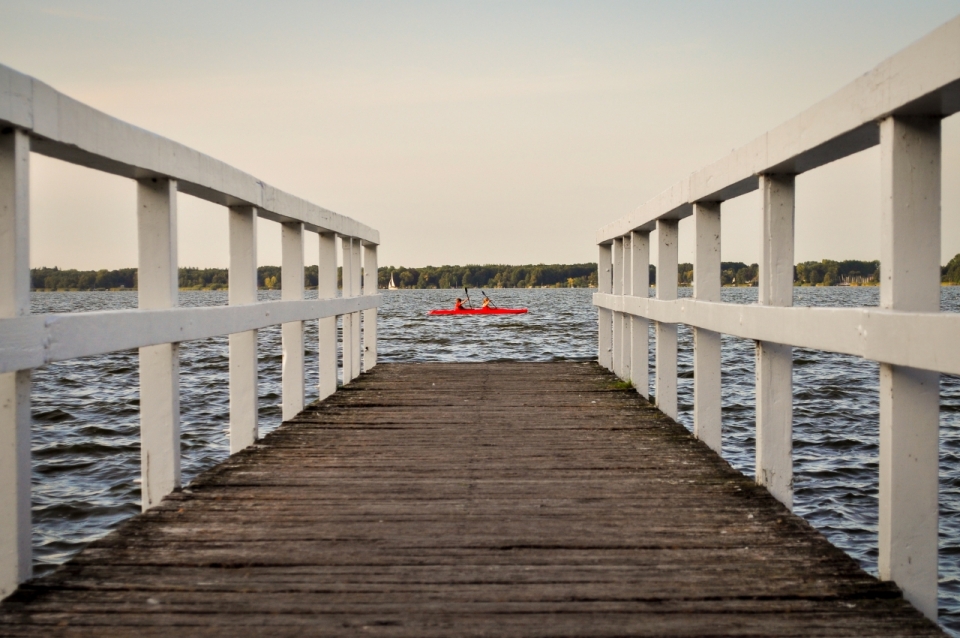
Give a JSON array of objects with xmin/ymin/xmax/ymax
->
[
  {"xmin": 350, "ymin": 239, "xmax": 362, "ymax": 380},
  {"xmin": 340, "ymin": 237, "xmax": 354, "ymax": 383},
  {"xmin": 621, "ymin": 234, "xmax": 632, "ymax": 383},
  {"xmin": 318, "ymin": 232, "xmax": 338, "ymax": 399},
  {"xmin": 362, "ymin": 243, "xmax": 378, "ymax": 372},
  {"xmin": 0, "ymin": 128, "xmax": 31, "ymax": 597},
  {"xmin": 878, "ymin": 115, "xmax": 941, "ymax": 620},
  {"xmin": 612, "ymin": 237, "xmax": 624, "ymax": 379},
  {"xmin": 137, "ymin": 177, "xmax": 180, "ymax": 511},
  {"xmin": 756, "ymin": 174, "xmax": 795, "ymax": 509},
  {"xmin": 281, "ymin": 222, "xmax": 305, "ymax": 420},
  {"xmin": 655, "ymin": 220, "xmax": 678, "ymax": 420},
  {"xmin": 597, "ymin": 243, "xmax": 613, "ymax": 370},
  {"xmin": 629, "ymin": 231, "xmax": 649, "ymax": 399},
  {"xmin": 228, "ymin": 205, "xmax": 259, "ymax": 453},
  {"xmin": 693, "ymin": 202, "xmax": 722, "ymax": 453}
]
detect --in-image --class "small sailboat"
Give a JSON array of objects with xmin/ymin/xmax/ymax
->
[{"xmin": 388, "ymin": 272, "xmax": 398, "ymax": 290}]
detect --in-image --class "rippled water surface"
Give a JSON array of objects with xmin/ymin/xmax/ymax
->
[{"xmin": 26, "ymin": 287, "xmax": 960, "ymax": 634}]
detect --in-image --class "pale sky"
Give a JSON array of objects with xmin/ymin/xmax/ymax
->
[{"xmin": 2, "ymin": 0, "xmax": 960, "ymax": 269}]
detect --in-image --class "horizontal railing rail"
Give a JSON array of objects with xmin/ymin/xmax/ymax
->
[
  {"xmin": 594, "ymin": 15, "xmax": 960, "ymax": 623},
  {"xmin": 0, "ymin": 295, "xmax": 380, "ymax": 374},
  {"xmin": 594, "ymin": 295, "xmax": 960, "ymax": 376},
  {"xmin": 0, "ymin": 65, "xmax": 381, "ymax": 600}
]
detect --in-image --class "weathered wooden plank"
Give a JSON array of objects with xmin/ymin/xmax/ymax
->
[{"xmin": 0, "ymin": 362, "xmax": 944, "ymax": 636}]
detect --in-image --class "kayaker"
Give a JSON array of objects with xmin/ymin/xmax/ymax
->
[
  {"xmin": 481, "ymin": 297, "xmax": 492, "ymax": 309},
  {"xmin": 454, "ymin": 298, "xmax": 466, "ymax": 310}
]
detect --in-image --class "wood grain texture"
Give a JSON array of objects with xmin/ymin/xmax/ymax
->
[{"xmin": 0, "ymin": 362, "xmax": 944, "ymax": 636}]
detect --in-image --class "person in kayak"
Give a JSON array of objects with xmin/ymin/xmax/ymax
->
[
  {"xmin": 454, "ymin": 298, "xmax": 467, "ymax": 310},
  {"xmin": 481, "ymin": 296, "xmax": 492, "ymax": 309}
]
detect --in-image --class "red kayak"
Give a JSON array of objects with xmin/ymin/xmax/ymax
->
[{"xmin": 428, "ymin": 307, "xmax": 528, "ymax": 316}]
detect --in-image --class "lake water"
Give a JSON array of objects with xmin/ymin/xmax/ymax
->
[{"xmin": 26, "ymin": 287, "xmax": 960, "ymax": 634}]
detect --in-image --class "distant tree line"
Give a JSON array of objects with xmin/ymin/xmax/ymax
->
[
  {"xmin": 255, "ymin": 266, "xmax": 346, "ymax": 290},
  {"xmin": 668, "ymin": 262, "xmax": 760, "ymax": 286},
  {"xmin": 30, "ymin": 266, "xmax": 332, "ymax": 291},
  {"xmin": 943, "ymin": 253, "xmax": 960, "ymax": 284},
  {"xmin": 680, "ymin": 260, "xmax": 880, "ymax": 287},
  {"xmin": 31, "ymin": 267, "xmax": 139, "ymax": 291},
  {"xmin": 27, "ymin": 254, "xmax": 960, "ymax": 291},
  {"xmin": 795, "ymin": 260, "xmax": 879, "ymax": 286},
  {"xmin": 370, "ymin": 255, "xmax": 957, "ymax": 288},
  {"xmin": 380, "ymin": 264, "xmax": 598, "ymax": 289},
  {"xmin": 719, "ymin": 262, "xmax": 757, "ymax": 286}
]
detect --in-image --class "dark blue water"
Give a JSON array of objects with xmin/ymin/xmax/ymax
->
[{"xmin": 26, "ymin": 287, "xmax": 960, "ymax": 634}]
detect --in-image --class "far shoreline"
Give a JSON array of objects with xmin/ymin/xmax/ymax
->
[{"xmin": 30, "ymin": 283, "xmax": 960, "ymax": 293}]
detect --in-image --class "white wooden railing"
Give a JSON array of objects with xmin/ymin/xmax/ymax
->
[
  {"xmin": 595, "ymin": 16, "xmax": 960, "ymax": 621},
  {"xmin": 0, "ymin": 65, "xmax": 381, "ymax": 598}
]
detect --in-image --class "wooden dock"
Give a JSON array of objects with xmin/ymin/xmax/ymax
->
[{"xmin": 0, "ymin": 362, "xmax": 943, "ymax": 636}]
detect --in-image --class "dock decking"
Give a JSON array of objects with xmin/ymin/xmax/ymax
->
[{"xmin": 0, "ymin": 362, "xmax": 943, "ymax": 636}]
